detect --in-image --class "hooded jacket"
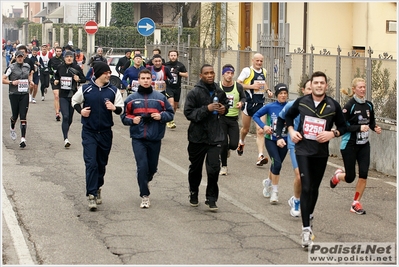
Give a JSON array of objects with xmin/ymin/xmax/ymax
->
[{"xmin": 184, "ymin": 79, "xmax": 229, "ymax": 144}]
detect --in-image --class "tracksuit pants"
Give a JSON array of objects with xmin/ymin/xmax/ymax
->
[
  {"xmin": 132, "ymin": 138, "xmax": 162, "ymax": 197},
  {"xmin": 82, "ymin": 127, "xmax": 113, "ymax": 196}
]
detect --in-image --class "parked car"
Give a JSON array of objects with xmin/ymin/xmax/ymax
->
[{"xmin": 106, "ymin": 55, "xmax": 124, "ymax": 89}]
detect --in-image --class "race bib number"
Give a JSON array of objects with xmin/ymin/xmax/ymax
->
[
  {"xmin": 253, "ymin": 80, "xmax": 266, "ymax": 94},
  {"xmin": 131, "ymin": 80, "xmax": 139, "ymax": 92},
  {"xmin": 60, "ymin": 76, "xmax": 73, "ymax": 90},
  {"xmin": 17, "ymin": 79, "xmax": 29, "ymax": 92},
  {"xmin": 226, "ymin": 94, "xmax": 234, "ymax": 108},
  {"xmin": 303, "ymin": 115, "xmax": 326, "ymax": 140},
  {"xmin": 153, "ymin": 81, "xmax": 166, "ymax": 92},
  {"xmin": 356, "ymin": 130, "xmax": 369, "ymax": 144}
]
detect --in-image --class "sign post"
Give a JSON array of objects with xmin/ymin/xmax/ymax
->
[
  {"xmin": 137, "ymin": 17, "xmax": 156, "ymax": 61},
  {"xmin": 85, "ymin": 20, "xmax": 98, "ymax": 65}
]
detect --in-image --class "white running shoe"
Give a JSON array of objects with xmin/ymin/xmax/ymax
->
[
  {"xmin": 31, "ymin": 98, "xmax": 36, "ymax": 103},
  {"xmin": 301, "ymin": 228, "xmax": 314, "ymax": 249},
  {"xmin": 88, "ymin": 194, "xmax": 97, "ymax": 211},
  {"xmin": 10, "ymin": 127, "xmax": 17, "ymax": 141},
  {"xmin": 140, "ymin": 196, "xmax": 150, "ymax": 208},
  {"xmin": 288, "ymin": 196, "xmax": 301, "ymax": 217},
  {"xmin": 262, "ymin": 178, "xmax": 271, "ymax": 198},
  {"xmin": 64, "ymin": 139, "xmax": 71, "ymax": 148},
  {"xmin": 19, "ymin": 137, "xmax": 26, "ymax": 148},
  {"xmin": 270, "ymin": 191, "xmax": 279, "ymax": 204},
  {"xmin": 41, "ymin": 96, "xmax": 45, "ymax": 101},
  {"xmin": 219, "ymin": 166, "xmax": 228, "ymax": 175}
]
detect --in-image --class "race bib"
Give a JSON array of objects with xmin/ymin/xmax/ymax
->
[
  {"xmin": 17, "ymin": 79, "xmax": 29, "ymax": 92},
  {"xmin": 356, "ymin": 130, "xmax": 369, "ymax": 144},
  {"xmin": 172, "ymin": 72, "xmax": 178, "ymax": 84},
  {"xmin": 60, "ymin": 76, "xmax": 73, "ymax": 90},
  {"xmin": 131, "ymin": 80, "xmax": 139, "ymax": 92},
  {"xmin": 303, "ymin": 115, "xmax": 326, "ymax": 140},
  {"xmin": 226, "ymin": 94, "xmax": 234, "ymax": 108},
  {"xmin": 253, "ymin": 80, "xmax": 266, "ymax": 94},
  {"xmin": 153, "ymin": 81, "xmax": 166, "ymax": 92}
]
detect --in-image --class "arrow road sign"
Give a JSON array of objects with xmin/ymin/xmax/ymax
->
[{"xmin": 137, "ymin": 17, "xmax": 156, "ymax": 37}]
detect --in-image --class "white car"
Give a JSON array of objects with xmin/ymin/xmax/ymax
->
[{"xmin": 106, "ymin": 55, "xmax": 124, "ymax": 88}]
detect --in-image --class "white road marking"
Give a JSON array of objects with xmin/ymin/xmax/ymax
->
[{"xmin": 2, "ymin": 186, "xmax": 35, "ymax": 265}]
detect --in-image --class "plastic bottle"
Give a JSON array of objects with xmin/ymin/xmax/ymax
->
[{"xmin": 213, "ymin": 96, "xmax": 219, "ymax": 115}]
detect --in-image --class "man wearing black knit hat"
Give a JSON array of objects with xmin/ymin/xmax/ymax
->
[{"xmin": 72, "ymin": 61, "xmax": 124, "ymax": 211}]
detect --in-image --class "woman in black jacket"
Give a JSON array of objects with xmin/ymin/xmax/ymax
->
[{"xmin": 54, "ymin": 51, "xmax": 86, "ymax": 147}]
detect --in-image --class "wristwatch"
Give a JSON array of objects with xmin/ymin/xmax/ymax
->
[
  {"xmin": 333, "ymin": 130, "xmax": 339, "ymax": 137},
  {"xmin": 9, "ymin": 81, "xmax": 12, "ymax": 85}
]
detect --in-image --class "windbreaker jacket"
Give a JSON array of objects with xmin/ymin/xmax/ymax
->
[
  {"xmin": 120, "ymin": 86, "xmax": 174, "ymax": 141},
  {"xmin": 184, "ymin": 80, "xmax": 229, "ymax": 144},
  {"xmin": 284, "ymin": 94, "xmax": 347, "ymax": 157},
  {"xmin": 72, "ymin": 79, "xmax": 124, "ymax": 132}
]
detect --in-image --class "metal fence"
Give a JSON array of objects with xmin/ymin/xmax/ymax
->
[{"xmin": 144, "ymin": 42, "xmax": 397, "ymax": 123}]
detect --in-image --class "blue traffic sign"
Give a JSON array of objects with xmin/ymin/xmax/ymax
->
[{"xmin": 137, "ymin": 17, "xmax": 156, "ymax": 37}]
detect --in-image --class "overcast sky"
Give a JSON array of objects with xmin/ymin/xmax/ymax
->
[{"xmin": 2, "ymin": 2, "xmax": 25, "ymax": 17}]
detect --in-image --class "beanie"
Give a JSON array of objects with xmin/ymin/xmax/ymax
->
[
  {"xmin": 64, "ymin": 51, "xmax": 74, "ymax": 57},
  {"xmin": 274, "ymin": 83, "xmax": 289, "ymax": 97},
  {"xmin": 93, "ymin": 62, "xmax": 111, "ymax": 78}
]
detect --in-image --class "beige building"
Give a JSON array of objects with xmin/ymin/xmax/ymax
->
[{"xmin": 210, "ymin": 2, "xmax": 397, "ymax": 59}]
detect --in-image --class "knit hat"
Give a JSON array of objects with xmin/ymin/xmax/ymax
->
[
  {"xmin": 32, "ymin": 47, "xmax": 39, "ymax": 52},
  {"xmin": 64, "ymin": 51, "xmax": 74, "ymax": 57},
  {"xmin": 93, "ymin": 62, "xmax": 111, "ymax": 78},
  {"xmin": 274, "ymin": 83, "xmax": 289, "ymax": 97},
  {"xmin": 15, "ymin": 51, "xmax": 24, "ymax": 57}
]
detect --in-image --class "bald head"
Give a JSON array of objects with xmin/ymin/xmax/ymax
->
[{"xmin": 252, "ymin": 53, "xmax": 264, "ymax": 70}]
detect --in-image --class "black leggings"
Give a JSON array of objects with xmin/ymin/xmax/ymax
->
[
  {"xmin": 59, "ymin": 97, "xmax": 74, "ymax": 139},
  {"xmin": 219, "ymin": 116, "xmax": 239, "ymax": 166},
  {"xmin": 9, "ymin": 93, "xmax": 29, "ymax": 138},
  {"xmin": 341, "ymin": 143, "xmax": 370, "ymax": 183},
  {"xmin": 40, "ymin": 73, "xmax": 50, "ymax": 96},
  {"xmin": 296, "ymin": 155, "xmax": 328, "ymax": 228}
]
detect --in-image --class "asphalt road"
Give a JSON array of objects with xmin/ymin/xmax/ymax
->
[{"xmin": 1, "ymin": 79, "xmax": 397, "ymax": 265}]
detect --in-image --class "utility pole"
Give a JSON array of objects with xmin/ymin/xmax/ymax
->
[{"xmin": 177, "ymin": 5, "xmax": 183, "ymax": 53}]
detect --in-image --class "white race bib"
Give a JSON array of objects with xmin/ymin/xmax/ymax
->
[
  {"xmin": 60, "ymin": 76, "xmax": 73, "ymax": 90},
  {"xmin": 17, "ymin": 79, "xmax": 29, "ymax": 92},
  {"xmin": 131, "ymin": 80, "xmax": 139, "ymax": 92},
  {"xmin": 153, "ymin": 81, "xmax": 166, "ymax": 92},
  {"xmin": 356, "ymin": 130, "xmax": 369, "ymax": 144},
  {"xmin": 253, "ymin": 80, "xmax": 266, "ymax": 94},
  {"xmin": 303, "ymin": 115, "xmax": 326, "ymax": 140}
]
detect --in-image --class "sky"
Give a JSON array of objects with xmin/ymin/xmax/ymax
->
[{"xmin": 2, "ymin": 2, "xmax": 25, "ymax": 17}]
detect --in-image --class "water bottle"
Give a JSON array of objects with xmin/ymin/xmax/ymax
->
[{"xmin": 213, "ymin": 96, "xmax": 219, "ymax": 115}]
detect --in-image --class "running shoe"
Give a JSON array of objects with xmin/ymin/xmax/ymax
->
[
  {"xmin": 140, "ymin": 196, "xmax": 150, "ymax": 208},
  {"xmin": 41, "ymin": 96, "xmax": 45, "ymax": 101},
  {"xmin": 288, "ymin": 196, "xmax": 301, "ymax": 217},
  {"xmin": 219, "ymin": 166, "xmax": 228, "ymax": 176},
  {"xmin": 64, "ymin": 139, "xmax": 71, "ymax": 148},
  {"xmin": 189, "ymin": 191, "xmax": 199, "ymax": 207},
  {"xmin": 88, "ymin": 194, "xmax": 97, "ymax": 211},
  {"xmin": 169, "ymin": 120, "xmax": 176, "ymax": 129},
  {"xmin": 205, "ymin": 200, "xmax": 218, "ymax": 211},
  {"xmin": 301, "ymin": 228, "xmax": 315, "ymax": 249},
  {"xmin": 262, "ymin": 178, "xmax": 271, "ymax": 198},
  {"xmin": 270, "ymin": 191, "xmax": 279, "ymax": 204},
  {"xmin": 96, "ymin": 188, "xmax": 102, "ymax": 204},
  {"xmin": 330, "ymin": 168, "xmax": 344, "ymax": 188},
  {"xmin": 31, "ymin": 98, "xmax": 36, "ymax": 103},
  {"xmin": 350, "ymin": 201, "xmax": 366, "ymax": 215},
  {"xmin": 56, "ymin": 114, "xmax": 61, "ymax": 121},
  {"xmin": 237, "ymin": 143, "xmax": 245, "ymax": 156},
  {"xmin": 19, "ymin": 137, "xmax": 26, "ymax": 148},
  {"xmin": 256, "ymin": 155, "xmax": 268, "ymax": 166},
  {"xmin": 10, "ymin": 127, "xmax": 17, "ymax": 141}
]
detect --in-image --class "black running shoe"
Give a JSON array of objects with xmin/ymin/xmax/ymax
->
[
  {"xmin": 189, "ymin": 191, "xmax": 199, "ymax": 207},
  {"xmin": 205, "ymin": 200, "xmax": 218, "ymax": 211}
]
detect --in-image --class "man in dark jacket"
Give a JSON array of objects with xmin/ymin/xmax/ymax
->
[
  {"xmin": 121, "ymin": 69, "xmax": 174, "ymax": 209},
  {"xmin": 183, "ymin": 64, "xmax": 229, "ymax": 211},
  {"xmin": 115, "ymin": 49, "xmax": 131, "ymax": 76},
  {"xmin": 72, "ymin": 62, "xmax": 124, "ymax": 211}
]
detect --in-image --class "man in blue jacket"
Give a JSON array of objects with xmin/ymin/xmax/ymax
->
[
  {"xmin": 72, "ymin": 62, "xmax": 124, "ymax": 211},
  {"xmin": 121, "ymin": 69, "xmax": 174, "ymax": 209}
]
